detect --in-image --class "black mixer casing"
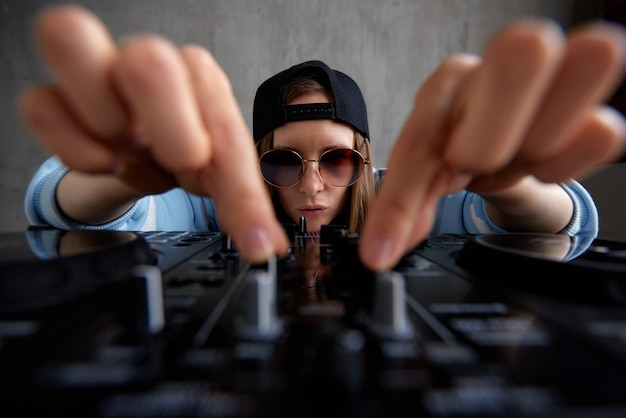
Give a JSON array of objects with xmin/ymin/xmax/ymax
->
[{"xmin": 1, "ymin": 228, "xmax": 626, "ymax": 417}]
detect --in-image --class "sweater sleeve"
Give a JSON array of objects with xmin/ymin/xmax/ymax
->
[
  {"xmin": 24, "ymin": 156, "xmax": 222, "ymax": 232},
  {"xmin": 24, "ymin": 156, "xmax": 150, "ymax": 230},
  {"xmin": 431, "ymin": 180, "xmax": 599, "ymax": 238}
]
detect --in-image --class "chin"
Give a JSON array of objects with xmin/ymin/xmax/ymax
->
[{"xmin": 306, "ymin": 221, "xmax": 323, "ymax": 234}]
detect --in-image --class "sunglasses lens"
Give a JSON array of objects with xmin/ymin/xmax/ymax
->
[
  {"xmin": 260, "ymin": 150, "xmax": 302, "ymax": 187},
  {"xmin": 320, "ymin": 149, "xmax": 364, "ymax": 186}
]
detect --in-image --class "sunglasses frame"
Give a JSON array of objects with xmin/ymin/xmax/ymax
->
[{"xmin": 259, "ymin": 148, "xmax": 370, "ymax": 188}]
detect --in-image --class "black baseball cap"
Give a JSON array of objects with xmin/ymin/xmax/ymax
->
[{"xmin": 252, "ymin": 60, "xmax": 370, "ymax": 142}]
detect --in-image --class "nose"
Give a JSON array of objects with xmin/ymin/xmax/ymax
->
[{"xmin": 298, "ymin": 161, "xmax": 324, "ymax": 195}]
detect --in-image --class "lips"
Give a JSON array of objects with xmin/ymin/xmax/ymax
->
[{"xmin": 297, "ymin": 206, "xmax": 326, "ymax": 218}]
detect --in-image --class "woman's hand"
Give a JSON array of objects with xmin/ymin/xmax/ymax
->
[
  {"xmin": 360, "ymin": 18, "xmax": 626, "ymax": 271},
  {"xmin": 19, "ymin": 5, "xmax": 289, "ymax": 263}
]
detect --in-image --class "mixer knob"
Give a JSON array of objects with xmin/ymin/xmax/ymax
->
[
  {"xmin": 236, "ymin": 268, "xmax": 282, "ymax": 340},
  {"xmin": 369, "ymin": 271, "xmax": 415, "ymax": 339},
  {"xmin": 131, "ymin": 265, "xmax": 165, "ymax": 335}
]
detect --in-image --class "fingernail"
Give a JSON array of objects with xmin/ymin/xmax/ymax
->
[
  {"xmin": 241, "ymin": 227, "xmax": 273, "ymax": 262},
  {"xmin": 364, "ymin": 236, "xmax": 394, "ymax": 270}
]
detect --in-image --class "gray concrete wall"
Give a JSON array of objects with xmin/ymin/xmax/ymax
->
[{"xmin": 3, "ymin": 0, "xmax": 624, "ymax": 240}]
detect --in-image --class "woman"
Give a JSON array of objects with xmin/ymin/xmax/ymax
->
[{"xmin": 254, "ymin": 61, "xmax": 377, "ymax": 235}]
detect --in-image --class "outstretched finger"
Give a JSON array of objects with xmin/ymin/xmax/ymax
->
[
  {"xmin": 519, "ymin": 22, "xmax": 626, "ymax": 161},
  {"xmin": 35, "ymin": 5, "xmax": 129, "ymax": 140},
  {"xmin": 114, "ymin": 37, "xmax": 211, "ymax": 172},
  {"xmin": 19, "ymin": 85, "xmax": 119, "ymax": 173},
  {"xmin": 531, "ymin": 105, "xmax": 626, "ymax": 183},
  {"xmin": 444, "ymin": 19, "xmax": 566, "ymax": 171},
  {"xmin": 180, "ymin": 46, "xmax": 290, "ymax": 263},
  {"xmin": 359, "ymin": 55, "xmax": 479, "ymax": 271}
]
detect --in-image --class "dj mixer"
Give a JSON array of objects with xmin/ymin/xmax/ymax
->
[{"xmin": 1, "ymin": 226, "xmax": 626, "ymax": 417}]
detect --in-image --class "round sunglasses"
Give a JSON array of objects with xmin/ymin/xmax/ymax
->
[{"xmin": 259, "ymin": 148, "xmax": 370, "ymax": 188}]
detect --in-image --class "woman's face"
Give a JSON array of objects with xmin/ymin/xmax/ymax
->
[{"xmin": 272, "ymin": 91, "xmax": 353, "ymax": 233}]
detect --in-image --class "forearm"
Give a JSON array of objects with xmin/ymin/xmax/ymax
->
[
  {"xmin": 56, "ymin": 171, "xmax": 143, "ymax": 225},
  {"xmin": 482, "ymin": 176, "xmax": 573, "ymax": 233}
]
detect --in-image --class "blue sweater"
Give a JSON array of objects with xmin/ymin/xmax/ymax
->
[{"xmin": 25, "ymin": 156, "xmax": 599, "ymax": 240}]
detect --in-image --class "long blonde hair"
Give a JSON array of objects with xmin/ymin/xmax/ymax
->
[{"xmin": 256, "ymin": 75, "xmax": 376, "ymax": 233}]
